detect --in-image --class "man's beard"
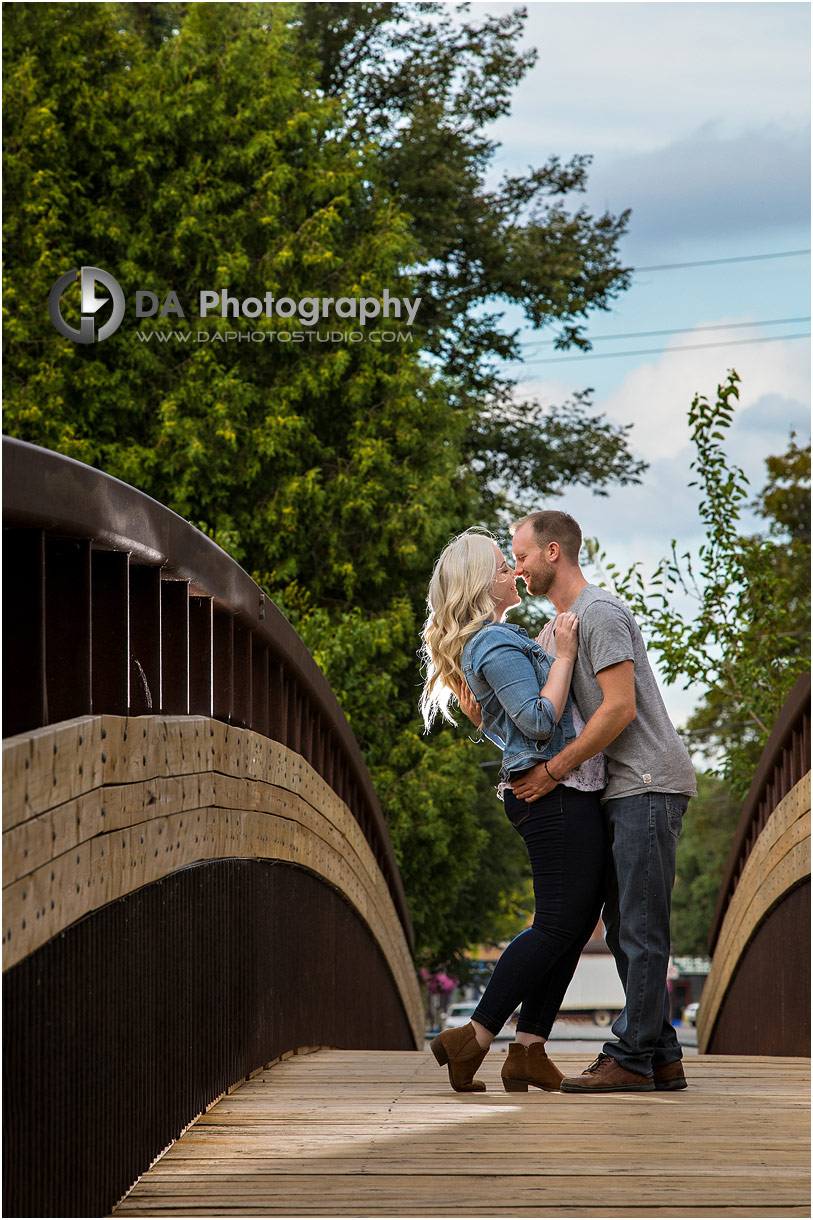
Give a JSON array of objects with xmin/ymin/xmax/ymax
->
[{"xmin": 524, "ymin": 564, "xmax": 555, "ymax": 596}]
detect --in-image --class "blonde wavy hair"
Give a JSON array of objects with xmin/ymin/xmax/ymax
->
[{"xmin": 420, "ymin": 531, "xmax": 498, "ymax": 730}]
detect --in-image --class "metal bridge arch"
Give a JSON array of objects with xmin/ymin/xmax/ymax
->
[{"xmin": 2, "ymin": 437, "xmax": 422, "ymax": 1218}]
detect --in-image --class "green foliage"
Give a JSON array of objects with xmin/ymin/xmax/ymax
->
[
  {"xmin": 297, "ymin": 1, "xmax": 644, "ymax": 521},
  {"xmin": 300, "ymin": 2, "xmax": 632, "ymax": 367},
  {"xmin": 5, "ymin": 1, "xmax": 456, "ymax": 595},
  {"xmin": 591, "ymin": 372, "xmax": 810, "ymax": 954},
  {"xmin": 682, "ymin": 433, "xmax": 811, "ymax": 799},
  {"xmin": 594, "ymin": 370, "xmax": 810, "ymax": 801},
  {"xmin": 290, "ymin": 598, "xmax": 533, "ymax": 966},
  {"xmin": 3, "ymin": 1, "xmax": 642, "ymax": 968},
  {"xmin": 759, "ymin": 436, "xmax": 811, "ymax": 540},
  {"xmin": 465, "ymin": 388, "xmax": 647, "ymax": 519}
]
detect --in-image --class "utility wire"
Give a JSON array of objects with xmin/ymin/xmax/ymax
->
[
  {"xmin": 516, "ymin": 331, "xmax": 810, "ymax": 366},
  {"xmin": 679, "ymin": 723, "xmax": 756, "ymax": 737},
  {"xmin": 632, "ymin": 249, "xmax": 810, "ymax": 272},
  {"xmin": 519, "ymin": 316, "xmax": 811, "ymax": 351}
]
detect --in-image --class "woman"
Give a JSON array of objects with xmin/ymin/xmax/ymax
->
[{"xmin": 420, "ymin": 531, "xmax": 606, "ymax": 1093}]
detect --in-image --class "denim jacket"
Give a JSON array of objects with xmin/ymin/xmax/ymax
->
[{"xmin": 461, "ymin": 620, "xmax": 576, "ymax": 778}]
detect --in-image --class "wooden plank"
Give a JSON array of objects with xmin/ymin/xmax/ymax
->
[
  {"xmin": 112, "ymin": 1051, "xmax": 810, "ymax": 1218},
  {"xmin": 141, "ymin": 1154, "xmax": 809, "ymax": 1173},
  {"xmin": 109, "ymin": 1205, "xmax": 810, "ymax": 1215},
  {"xmin": 114, "ymin": 1183, "xmax": 809, "ymax": 1210},
  {"xmin": 2, "ymin": 716, "xmax": 423, "ymax": 1041},
  {"xmin": 699, "ymin": 774, "xmax": 811, "ymax": 1050},
  {"xmin": 3, "ymin": 716, "xmax": 102, "ymax": 829},
  {"xmin": 717, "ymin": 812, "xmax": 810, "ymax": 964},
  {"xmin": 121, "ymin": 1177, "xmax": 809, "ymax": 1195}
]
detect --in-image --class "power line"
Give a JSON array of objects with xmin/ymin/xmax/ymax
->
[
  {"xmin": 673, "ymin": 717, "xmax": 751, "ymax": 736},
  {"xmin": 517, "ymin": 332, "xmax": 810, "ymax": 366},
  {"xmin": 519, "ymin": 316, "xmax": 811, "ymax": 352},
  {"xmin": 632, "ymin": 249, "xmax": 810, "ymax": 273}
]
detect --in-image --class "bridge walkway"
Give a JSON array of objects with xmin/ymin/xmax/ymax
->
[{"xmin": 113, "ymin": 1048, "xmax": 810, "ymax": 1217}]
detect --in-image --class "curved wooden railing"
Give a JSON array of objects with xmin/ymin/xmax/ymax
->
[
  {"xmin": 698, "ymin": 675, "xmax": 810, "ymax": 1055},
  {"xmin": 2, "ymin": 437, "xmax": 423, "ymax": 1217}
]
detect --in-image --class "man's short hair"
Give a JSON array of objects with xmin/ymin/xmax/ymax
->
[{"xmin": 511, "ymin": 510, "xmax": 582, "ymax": 563}]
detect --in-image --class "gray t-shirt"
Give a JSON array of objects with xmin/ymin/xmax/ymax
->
[{"xmin": 568, "ymin": 584, "xmax": 697, "ymax": 802}]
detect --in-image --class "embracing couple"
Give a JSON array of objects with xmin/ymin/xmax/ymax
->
[{"xmin": 420, "ymin": 511, "xmax": 697, "ymax": 1095}]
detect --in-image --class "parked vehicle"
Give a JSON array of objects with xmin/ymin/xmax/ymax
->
[
  {"xmin": 559, "ymin": 951, "xmax": 625, "ymax": 1026},
  {"xmin": 682, "ymin": 1001, "xmax": 699, "ymax": 1026},
  {"xmin": 442, "ymin": 1001, "xmax": 517, "ymax": 1040},
  {"xmin": 443, "ymin": 947, "xmax": 625, "ymax": 1034}
]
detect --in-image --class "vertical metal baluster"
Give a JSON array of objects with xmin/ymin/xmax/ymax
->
[
  {"xmin": 287, "ymin": 682, "xmax": 301, "ymax": 755},
  {"xmin": 189, "ymin": 596, "xmax": 213, "ymax": 717},
  {"xmin": 2, "ymin": 528, "xmax": 46, "ymax": 734},
  {"xmin": 323, "ymin": 737, "xmax": 334, "ymax": 789},
  {"xmin": 232, "ymin": 622, "xmax": 252, "ymax": 728},
  {"xmin": 91, "ymin": 549, "xmax": 130, "ymax": 715},
  {"xmin": 45, "ymin": 538, "xmax": 92, "ymax": 722},
  {"xmin": 301, "ymin": 700, "xmax": 312, "ymax": 766},
  {"xmin": 212, "ymin": 608, "xmax": 234, "ymax": 724},
  {"xmin": 129, "ymin": 566, "xmax": 161, "ymax": 716},
  {"xmin": 251, "ymin": 642, "xmax": 269, "ymax": 737},
  {"xmin": 160, "ymin": 581, "xmax": 190, "ymax": 714},
  {"xmin": 267, "ymin": 661, "xmax": 284, "ymax": 744}
]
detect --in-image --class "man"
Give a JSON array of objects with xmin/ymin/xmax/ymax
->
[{"xmin": 509, "ymin": 509, "xmax": 697, "ymax": 1093}]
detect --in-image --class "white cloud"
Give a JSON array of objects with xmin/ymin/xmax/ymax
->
[
  {"xmin": 736, "ymin": 392, "xmax": 810, "ymax": 434},
  {"xmin": 589, "ymin": 326, "xmax": 809, "ymax": 463},
  {"xmin": 512, "ymin": 324, "xmax": 810, "ymax": 569},
  {"xmin": 477, "ymin": 2, "xmax": 811, "ymax": 159},
  {"xmin": 584, "ymin": 123, "xmax": 810, "ymax": 248},
  {"xmin": 466, "ymin": 0, "xmax": 811, "ymax": 728}
]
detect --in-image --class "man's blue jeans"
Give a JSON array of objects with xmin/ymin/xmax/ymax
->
[{"xmin": 602, "ymin": 791, "xmax": 689, "ymax": 1075}]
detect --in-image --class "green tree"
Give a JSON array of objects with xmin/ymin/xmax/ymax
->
[
  {"xmin": 298, "ymin": 1, "xmax": 646, "ymax": 521},
  {"xmin": 593, "ymin": 373, "xmax": 810, "ymax": 954},
  {"xmin": 682, "ymin": 433, "xmax": 811, "ymax": 795},
  {"xmin": 300, "ymin": 3, "xmax": 631, "ymax": 364},
  {"xmin": 3, "ymin": 1, "xmax": 642, "ymax": 966},
  {"xmin": 597, "ymin": 371, "xmax": 810, "ymax": 801},
  {"xmin": 4, "ymin": 1, "xmax": 462, "ymax": 594}
]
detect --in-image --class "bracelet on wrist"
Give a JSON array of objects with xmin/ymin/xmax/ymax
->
[{"xmin": 544, "ymin": 760, "xmax": 561, "ymax": 783}]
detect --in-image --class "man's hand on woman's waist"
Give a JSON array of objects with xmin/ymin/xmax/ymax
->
[
  {"xmin": 510, "ymin": 758, "xmax": 562, "ymax": 801},
  {"xmin": 513, "ymin": 660, "xmax": 637, "ymax": 802}
]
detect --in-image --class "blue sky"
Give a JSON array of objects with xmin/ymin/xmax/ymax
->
[{"xmin": 471, "ymin": 0, "xmax": 811, "ymax": 725}]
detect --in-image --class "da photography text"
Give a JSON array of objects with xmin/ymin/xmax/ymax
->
[
  {"xmin": 138, "ymin": 287, "xmax": 421, "ymax": 327},
  {"xmin": 48, "ymin": 266, "xmax": 422, "ymax": 345}
]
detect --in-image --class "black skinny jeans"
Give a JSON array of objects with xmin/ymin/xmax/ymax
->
[{"xmin": 471, "ymin": 784, "xmax": 606, "ymax": 1038}]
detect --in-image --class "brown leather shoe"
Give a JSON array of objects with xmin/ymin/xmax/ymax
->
[
  {"xmin": 501, "ymin": 1042, "xmax": 564, "ymax": 1092},
  {"xmin": 560, "ymin": 1052, "xmax": 655, "ymax": 1093},
  {"xmin": 653, "ymin": 1059, "xmax": 687, "ymax": 1091},
  {"xmin": 430, "ymin": 1022, "xmax": 488, "ymax": 1092}
]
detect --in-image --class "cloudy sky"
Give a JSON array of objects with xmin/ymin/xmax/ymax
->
[{"xmin": 472, "ymin": 0, "xmax": 811, "ymax": 724}]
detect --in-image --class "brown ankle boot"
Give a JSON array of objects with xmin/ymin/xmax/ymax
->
[
  {"xmin": 501, "ymin": 1041, "xmax": 564, "ymax": 1092},
  {"xmin": 430, "ymin": 1022, "xmax": 488, "ymax": 1092}
]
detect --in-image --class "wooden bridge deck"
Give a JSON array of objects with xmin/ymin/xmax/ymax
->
[{"xmin": 113, "ymin": 1048, "xmax": 810, "ymax": 1218}]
